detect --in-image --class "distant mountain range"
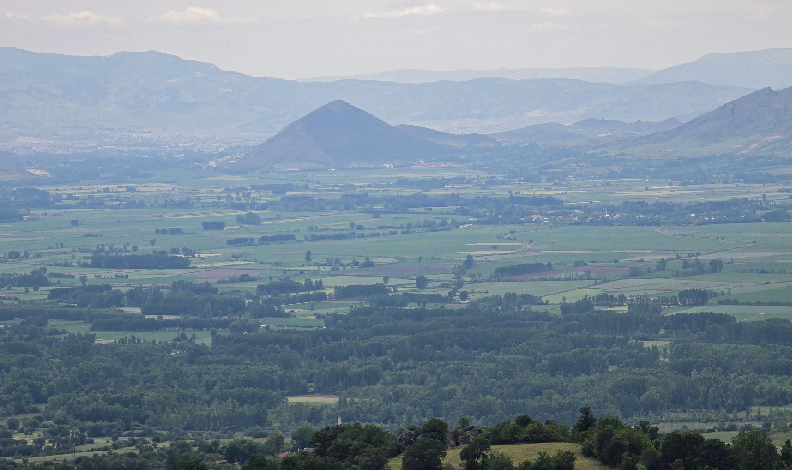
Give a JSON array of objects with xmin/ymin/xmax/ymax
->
[
  {"xmin": 4, "ymin": 47, "xmax": 792, "ymax": 158},
  {"xmin": 301, "ymin": 67, "xmax": 655, "ymax": 85},
  {"xmin": 308, "ymin": 49, "xmax": 792, "ymax": 91},
  {"xmin": 632, "ymin": 49, "xmax": 792, "ymax": 90},
  {"xmin": 0, "ymin": 48, "xmax": 751, "ymax": 144}
]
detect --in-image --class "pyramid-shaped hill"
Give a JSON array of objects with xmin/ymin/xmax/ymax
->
[
  {"xmin": 238, "ymin": 101, "xmax": 461, "ymax": 169},
  {"xmin": 623, "ymin": 86, "xmax": 792, "ymax": 156}
]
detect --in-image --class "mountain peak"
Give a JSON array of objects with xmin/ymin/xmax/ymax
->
[
  {"xmin": 300, "ymin": 100, "xmax": 372, "ymax": 120},
  {"xmin": 238, "ymin": 101, "xmax": 457, "ymax": 169}
]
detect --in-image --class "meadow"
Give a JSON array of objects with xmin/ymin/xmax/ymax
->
[{"xmin": 4, "ymin": 168, "xmax": 792, "ymax": 331}]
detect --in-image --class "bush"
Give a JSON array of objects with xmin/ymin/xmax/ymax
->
[
  {"xmin": 202, "ymin": 221, "xmax": 226, "ymax": 231},
  {"xmin": 334, "ymin": 283, "xmax": 389, "ymax": 300},
  {"xmin": 518, "ymin": 450, "xmax": 575, "ymax": 470},
  {"xmin": 402, "ymin": 439, "xmax": 447, "ymax": 470},
  {"xmin": 237, "ymin": 212, "xmax": 262, "ymax": 225},
  {"xmin": 5, "ymin": 417, "xmax": 19, "ymax": 431},
  {"xmin": 492, "ymin": 263, "xmax": 552, "ymax": 278}
]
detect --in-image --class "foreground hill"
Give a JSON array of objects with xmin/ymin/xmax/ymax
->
[
  {"xmin": 0, "ymin": 48, "xmax": 750, "ymax": 143},
  {"xmin": 236, "ymin": 101, "xmax": 461, "ymax": 169},
  {"xmin": 633, "ymin": 48, "xmax": 792, "ymax": 90},
  {"xmin": 621, "ymin": 86, "xmax": 792, "ymax": 156}
]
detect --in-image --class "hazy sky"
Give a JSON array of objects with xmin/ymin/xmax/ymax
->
[{"xmin": 2, "ymin": 0, "xmax": 792, "ymax": 79}]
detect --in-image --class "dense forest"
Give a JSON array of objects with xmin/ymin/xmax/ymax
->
[{"xmin": 3, "ymin": 295, "xmax": 792, "ymax": 444}]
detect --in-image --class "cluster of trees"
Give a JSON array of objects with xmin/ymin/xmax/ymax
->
[
  {"xmin": 573, "ymin": 407, "xmax": 791, "ymax": 470},
  {"xmin": 237, "ymin": 212, "xmax": 262, "ymax": 225},
  {"xmin": 48, "ymin": 284, "xmax": 122, "ymax": 308},
  {"xmin": 0, "ymin": 268, "xmax": 50, "ymax": 288},
  {"xmin": 44, "ymin": 281, "xmax": 289, "ymax": 319},
  {"xmin": 678, "ymin": 288, "xmax": 714, "ymax": 306},
  {"xmin": 0, "ymin": 209, "xmax": 22, "ymax": 223},
  {"xmin": 257, "ymin": 279, "xmax": 323, "ymax": 296},
  {"xmin": 228, "ymin": 237, "xmax": 257, "ymax": 246},
  {"xmin": 259, "ymin": 234, "xmax": 297, "ymax": 244},
  {"xmin": 304, "ymin": 233, "xmax": 357, "ymax": 242},
  {"xmin": 201, "ymin": 222, "xmax": 225, "ymax": 231},
  {"xmin": 492, "ymin": 263, "xmax": 553, "ymax": 278}
]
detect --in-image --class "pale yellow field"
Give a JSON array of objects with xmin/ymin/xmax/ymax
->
[
  {"xmin": 389, "ymin": 442, "xmax": 607, "ymax": 470},
  {"xmin": 287, "ymin": 395, "xmax": 339, "ymax": 404}
]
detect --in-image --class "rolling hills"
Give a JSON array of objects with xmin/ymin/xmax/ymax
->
[{"xmin": 492, "ymin": 118, "xmax": 682, "ymax": 145}]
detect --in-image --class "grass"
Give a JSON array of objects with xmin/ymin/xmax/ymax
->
[
  {"xmin": 388, "ymin": 442, "xmax": 607, "ymax": 470},
  {"xmin": 287, "ymin": 395, "xmax": 339, "ymax": 404},
  {"xmin": 260, "ymin": 317, "xmax": 325, "ymax": 328},
  {"xmin": 642, "ymin": 341, "xmax": 671, "ymax": 349},
  {"xmin": 716, "ymin": 284, "xmax": 792, "ymax": 304},
  {"xmin": 699, "ymin": 431, "xmax": 740, "ymax": 443},
  {"xmin": 676, "ymin": 305, "xmax": 792, "ymax": 322},
  {"xmin": 15, "ymin": 441, "xmax": 143, "ymax": 464},
  {"xmin": 48, "ymin": 320, "xmax": 215, "ymax": 345},
  {"xmin": 465, "ymin": 281, "xmax": 593, "ymax": 298}
]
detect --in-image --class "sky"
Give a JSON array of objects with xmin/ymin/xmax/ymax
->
[{"xmin": 2, "ymin": 0, "xmax": 792, "ymax": 79}]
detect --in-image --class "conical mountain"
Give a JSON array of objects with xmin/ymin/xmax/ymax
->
[{"xmin": 238, "ymin": 101, "xmax": 457, "ymax": 169}]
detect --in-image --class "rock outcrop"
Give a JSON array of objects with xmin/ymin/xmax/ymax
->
[
  {"xmin": 393, "ymin": 429, "xmax": 422, "ymax": 454},
  {"xmin": 446, "ymin": 425, "xmax": 485, "ymax": 447}
]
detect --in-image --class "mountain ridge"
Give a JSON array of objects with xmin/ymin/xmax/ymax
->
[
  {"xmin": 300, "ymin": 66, "xmax": 655, "ymax": 84},
  {"xmin": 0, "ymin": 48, "xmax": 752, "ymax": 146},
  {"xmin": 618, "ymin": 86, "xmax": 792, "ymax": 156}
]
